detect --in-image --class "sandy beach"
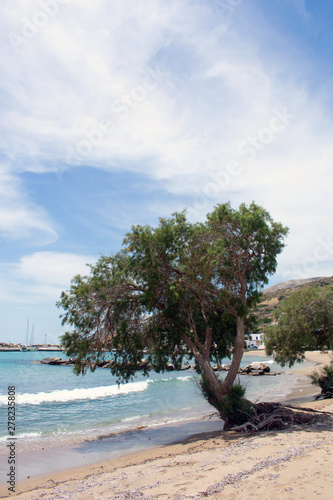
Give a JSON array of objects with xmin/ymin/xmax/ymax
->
[{"xmin": 1, "ymin": 351, "xmax": 332, "ymax": 500}]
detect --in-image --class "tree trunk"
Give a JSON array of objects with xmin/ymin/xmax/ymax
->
[
  {"xmin": 182, "ymin": 332, "xmax": 225, "ymax": 402},
  {"xmin": 222, "ymin": 316, "xmax": 245, "ymax": 392},
  {"xmin": 182, "ymin": 317, "xmax": 249, "ymax": 429},
  {"xmin": 200, "ymin": 355, "xmax": 225, "ymax": 399},
  {"xmin": 201, "ymin": 316, "xmax": 249, "ymax": 430},
  {"xmin": 183, "ymin": 316, "xmax": 246, "ymax": 400}
]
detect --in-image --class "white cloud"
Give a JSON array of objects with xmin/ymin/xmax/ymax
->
[
  {"xmin": 0, "ymin": 0, "xmax": 332, "ymax": 283},
  {"xmin": 16, "ymin": 252, "xmax": 92, "ymax": 286},
  {"xmin": 0, "ymin": 164, "xmax": 57, "ymax": 243},
  {"xmin": 1, "ymin": 0, "xmax": 328, "ymax": 191},
  {"xmin": 0, "ymin": 252, "xmax": 95, "ymax": 304},
  {"xmin": 0, "ymin": 1, "xmax": 272, "ymax": 180}
]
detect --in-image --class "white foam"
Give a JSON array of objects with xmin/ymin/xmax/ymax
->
[
  {"xmin": 175, "ymin": 375, "xmax": 193, "ymax": 381},
  {"xmin": 121, "ymin": 415, "xmax": 147, "ymax": 423},
  {"xmin": 0, "ymin": 432, "xmax": 41, "ymax": 443},
  {"xmin": 0, "ymin": 381, "xmax": 149, "ymax": 406},
  {"xmin": 151, "ymin": 375, "xmax": 193, "ymax": 383},
  {"xmin": 0, "ymin": 375, "xmax": 192, "ymax": 407}
]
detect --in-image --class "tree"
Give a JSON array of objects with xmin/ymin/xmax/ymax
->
[
  {"xmin": 310, "ymin": 356, "xmax": 333, "ymax": 399},
  {"xmin": 58, "ymin": 202, "xmax": 288, "ymax": 427},
  {"xmin": 265, "ymin": 285, "xmax": 333, "ymax": 367}
]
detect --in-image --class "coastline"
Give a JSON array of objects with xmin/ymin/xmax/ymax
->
[
  {"xmin": 283, "ymin": 350, "xmax": 332, "ymax": 402},
  {"xmin": 1, "ymin": 351, "xmax": 332, "ymax": 499}
]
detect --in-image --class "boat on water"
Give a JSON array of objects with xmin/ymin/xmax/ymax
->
[
  {"xmin": 19, "ymin": 345, "xmax": 62, "ymax": 351},
  {"xmin": 21, "ymin": 321, "xmax": 39, "ymax": 351},
  {"xmin": 20, "ymin": 320, "xmax": 35, "ymax": 351},
  {"xmin": 7, "ymin": 321, "xmax": 63, "ymax": 352},
  {"xmin": 38, "ymin": 346, "xmax": 63, "ymax": 351}
]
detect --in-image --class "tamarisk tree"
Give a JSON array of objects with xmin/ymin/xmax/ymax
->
[
  {"xmin": 58, "ymin": 202, "xmax": 288, "ymax": 425},
  {"xmin": 265, "ymin": 285, "xmax": 333, "ymax": 367}
]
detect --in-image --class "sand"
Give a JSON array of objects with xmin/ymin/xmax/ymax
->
[{"xmin": 1, "ymin": 351, "xmax": 332, "ymax": 500}]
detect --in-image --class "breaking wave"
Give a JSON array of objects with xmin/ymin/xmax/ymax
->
[
  {"xmin": 0, "ymin": 375, "xmax": 193, "ymax": 406},
  {"xmin": 0, "ymin": 381, "xmax": 149, "ymax": 405}
]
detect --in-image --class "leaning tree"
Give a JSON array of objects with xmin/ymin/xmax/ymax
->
[{"xmin": 58, "ymin": 202, "xmax": 288, "ymax": 428}]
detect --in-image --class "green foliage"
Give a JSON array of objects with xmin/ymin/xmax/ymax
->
[
  {"xmin": 206, "ymin": 202, "xmax": 288, "ymax": 304},
  {"xmin": 265, "ymin": 286, "xmax": 333, "ymax": 367},
  {"xmin": 309, "ymin": 357, "xmax": 333, "ymax": 397},
  {"xmin": 261, "ymin": 317, "xmax": 273, "ymax": 325},
  {"xmin": 57, "ymin": 202, "xmax": 288, "ymax": 393},
  {"xmin": 196, "ymin": 375, "xmax": 226, "ymax": 415},
  {"xmin": 197, "ymin": 377, "xmax": 252, "ymax": 426},
  {"xmin": 222, "ymin": 383, "xmax": 253, "ymax": 426}
]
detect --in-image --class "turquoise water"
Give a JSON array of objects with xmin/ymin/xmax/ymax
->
[{"xmin": 0, "ymin": 351, "xmax": 313, "ymax": 453}]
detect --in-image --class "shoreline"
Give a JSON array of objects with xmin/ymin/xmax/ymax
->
[
  {"xmin": 283, "ymin": 350, "xmax": 332, "ymax": 402},
  {"xmin": 1, "ymin": 351, "xmax": 332, "ymax": 499},
  {"xmin": 0, "ymin": 350, "xmax": 291, "ymax": 464}
]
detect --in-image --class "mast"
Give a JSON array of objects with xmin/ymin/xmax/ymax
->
[
  {"xmin": 26, "ymin": 319, "xmax": 30, "ymax": 346},
  {"xmin": 30, "ymin": 325, "xmax": 34, "ymax": 347}
]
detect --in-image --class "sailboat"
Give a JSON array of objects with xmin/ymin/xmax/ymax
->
[
  {"xmin": 21, "ymin": 321, "xmax": 38, "ymax": 351},
  {"xmin": 20, "ymin": 320, "xmax": 30, "ymax": 351},
  {"xmin": 29, "ymin": 325, "xmax": 38, "ymax": 351}
]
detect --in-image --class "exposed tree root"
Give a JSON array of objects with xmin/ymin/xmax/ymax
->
[
  {"xmin": 230, "ymin": 402, "xmax": 332, "ymax": 433},
  {"xmin": 314, "ymin": 388, "xmax": 333, "ymax": 400}
]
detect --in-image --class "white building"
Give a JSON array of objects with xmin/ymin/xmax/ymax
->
[{"xmin": 245, "ymin": 333, "xmax": 265, "ymax": 349}]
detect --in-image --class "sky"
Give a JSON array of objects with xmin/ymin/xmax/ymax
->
[{"xmin": 1, "ymin": 0, "xmax": 333, "ymax": 344}]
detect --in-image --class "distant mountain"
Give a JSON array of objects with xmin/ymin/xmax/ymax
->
[
  {"xmin": 263, "ymin": 276, "xmax": 329, "ymax": 295},
  {"xmin": 254, "ymin": 276, "xmax": 333, "ymax": 329}
]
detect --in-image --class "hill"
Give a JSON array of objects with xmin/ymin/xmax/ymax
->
[{"xmin": 254, "ymin": 275, "xmax": 333, "ymax": 329}]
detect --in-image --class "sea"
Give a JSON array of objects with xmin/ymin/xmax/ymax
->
[{"xmin": 0, "ymin": 351, "xmax": 315, "ymax": 481}]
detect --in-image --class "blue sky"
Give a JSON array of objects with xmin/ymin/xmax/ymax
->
[{"xmin": 1, "ymin": 0, "xmax": 333, "ymax": 344}]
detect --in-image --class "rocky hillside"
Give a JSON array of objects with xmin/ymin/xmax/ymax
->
[{"xmin": 254, "ymin": 275, "xmax": 333, "ymax": 329}]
